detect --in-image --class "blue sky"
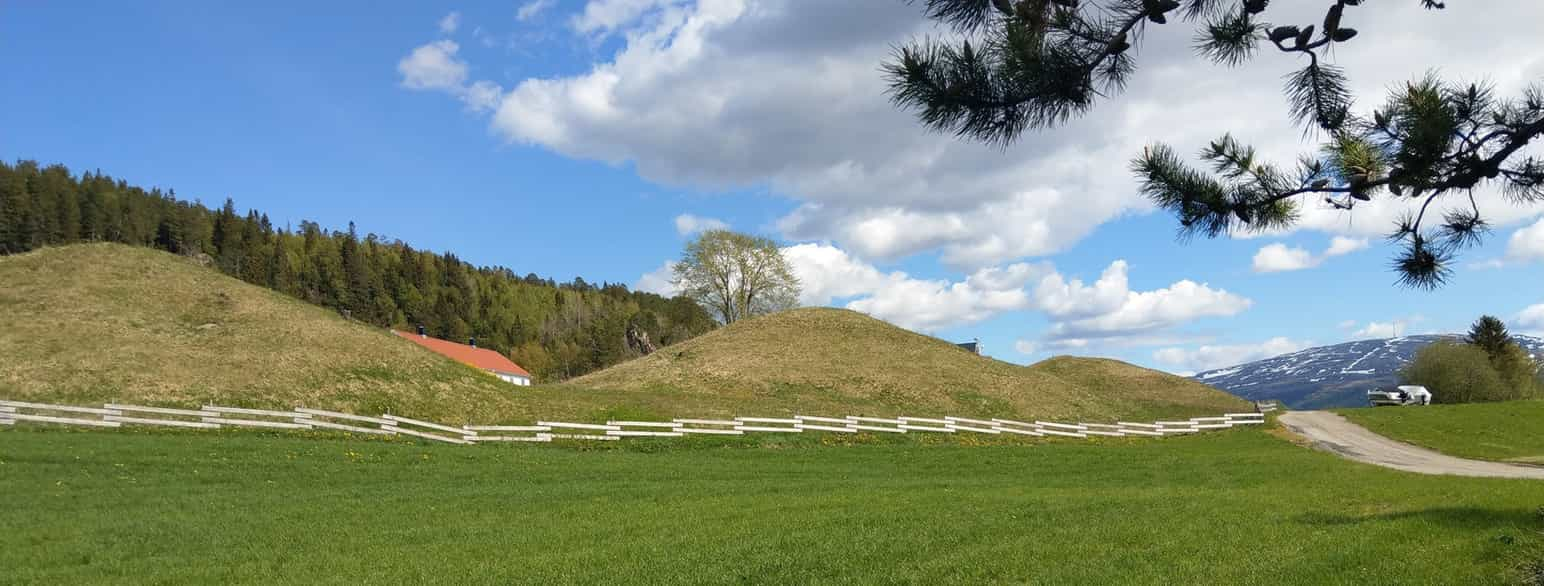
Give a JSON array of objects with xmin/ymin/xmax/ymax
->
[{"xmin": 4, "ymin": 0, "xmax": 1543, "ymax": 374}]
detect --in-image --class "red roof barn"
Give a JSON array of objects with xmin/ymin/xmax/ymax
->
[{"xmin": 393, "ymin": 330, "xmax": 532, "ymax": 386}]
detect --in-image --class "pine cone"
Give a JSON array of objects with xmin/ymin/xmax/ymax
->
[{"xmin": 1110, "ymin": 31, "xmax": 1130, "ymax": 54}]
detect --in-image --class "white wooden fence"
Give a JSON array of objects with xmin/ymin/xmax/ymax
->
[{"xmin": 0, "ymin": 399, "xmax": 1265, "ymax": 445}]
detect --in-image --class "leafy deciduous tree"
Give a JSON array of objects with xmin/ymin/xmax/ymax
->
[
  {"xmin": 674, "ymin": 229, "xmax": 801, "ymax": 324},
  {"xmin": 1402, "ymin": 341, "xmax": 1509, "ymax": 404}
]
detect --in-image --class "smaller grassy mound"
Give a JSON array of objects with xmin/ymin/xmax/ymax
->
[
  {"xmin": 569, "ymin": 307, "xmax": 1247, "ymax": 421},
  {"xmin": 1337, "ymin": 400, "xmax": 1544, "ymax": 463}
]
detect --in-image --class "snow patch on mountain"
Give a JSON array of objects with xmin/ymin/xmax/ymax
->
[{"xmin": 1192, "ymin": 334, "xmax": 1544, "ymax": 409}]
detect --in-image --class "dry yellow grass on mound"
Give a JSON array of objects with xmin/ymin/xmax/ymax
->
[
  {"xmin": 0, "ymin": 244, "xmax": 522, "ymax": 423},
  {"xmin": 568, "ymin": 307, "xmax": 1248, "ymax": 422}
]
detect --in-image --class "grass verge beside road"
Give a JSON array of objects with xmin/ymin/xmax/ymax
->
[
  {"xmin": 1337, "ymin": 400, "xmax": 1544, "ymax": 464},
  {"xmin": 2, "ymin": 426, "xmax": 1540, "ymax": 584}
]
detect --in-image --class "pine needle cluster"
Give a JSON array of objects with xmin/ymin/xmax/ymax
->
[{"xmin": 887, "ymin": 0, "xmax": 1544, "ymax": 288}]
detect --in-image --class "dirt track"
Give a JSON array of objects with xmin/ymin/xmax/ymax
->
[{"xmin": 1278, "ymin": 411, "xmax": 1544, "ymax": 480}]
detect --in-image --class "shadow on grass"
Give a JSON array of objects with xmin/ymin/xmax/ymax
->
[
  {"xmin": 1296, "ymin": 506, "xmax": 1542, "ymax": 530},
  {"xmin": 1300, "ymin": 507, "xmax": 1544, "ymax": 583}
]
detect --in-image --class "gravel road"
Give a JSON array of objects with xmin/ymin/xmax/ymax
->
[{"xmin": 1277, "ymin": 410, "xmax": 1544, "ymax": 480}]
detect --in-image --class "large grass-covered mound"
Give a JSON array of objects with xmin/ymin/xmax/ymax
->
[
  {"xmin": 570, "ymin": 307, "xmax": 1248, "ymax": 421},
  {"xmin": 0, "ymin": 244, "xmax": 520, "ymax": 421}
]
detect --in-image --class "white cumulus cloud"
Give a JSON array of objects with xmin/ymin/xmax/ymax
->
[
  {"xmin": 398, "ymin": 40, "xmax": 502, "ymax": 112},
  {"xmin": 1041, "ymin": 275, "xmax": 1252, "ymax": 342},
  {"xmin": 1325, "ymin": 236, "xmax": 1370, "ymax": 257},
  {"xmin": 1518, "ymin": 303, "xmax": 1544, "ymax": 334},
  {"xmin": 1252, "ymin": 236, "xmax": 1371, "ymax": 273},
  {"xmin": 398, "ymin": 40, "xmax": 468, "ymax": 91},
  {"xmin": 645, "ymin": 240, "xmax": 1250, "ymax": 336},
  {"xmin": 1509, "ymin": 217, "xmax": 1544, "ymax": 262},
  {"xmin": 633, "ymin": 261, "xmax": 679, "ymax": 296},
  {"xmin": 778, "ymin": 244, "xmax": 1249, "ymax": 337},
  {"xmin": 673, "ymin": 214, "xmax": 729, "ymax": 236},
  {"xmin": 1351, "ymin": 319, "xmax": 1421, "ymax": 339},
  {"xmin": 1154, "ymin": 337, "xmax": 1311, "ymax": 373},
  {"xmin": 407, "ymin": 0, "xmax": 1544, "ymax": 271},
  {"xmin": 571, "ymin": 0, "xmax": 683, "ymax": 36},
  {"xmin": 1252, "ymin": 243, "xmax": 1318, "ymax": 273}
]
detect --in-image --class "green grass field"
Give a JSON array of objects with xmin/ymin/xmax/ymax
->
[
  {"xmin": 3, "ymin": 426, "xmax": 1541, "ymax": 584},
  {"xmin": 1338, "ymin": 400, "xmax": 1544, "ymax": 464}
]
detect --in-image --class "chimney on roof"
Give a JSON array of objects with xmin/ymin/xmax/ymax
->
[
  {"xmin": 417, "ymin": 325, "xmax": 426, "ymax": 338},
  {"xmin": 469, "ymin": 337, "xmax": 477, "ymax": 348}
]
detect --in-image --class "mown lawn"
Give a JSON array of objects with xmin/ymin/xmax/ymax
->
[
  {"xmin": 1, "ymin": 426, "xmax": 1541, "ymax": 584},
  {"xmin": 1338, "ymin": 400, "xmax": 1544, "ymax": 464}
]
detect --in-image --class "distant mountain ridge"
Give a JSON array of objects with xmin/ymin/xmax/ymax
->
[{"xmin": 1193, "ymin": 334, "xmax": 1544, "ymax": 409}]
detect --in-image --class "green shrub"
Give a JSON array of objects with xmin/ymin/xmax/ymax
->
[
  {"xmin": 1493, "ymin": 344, "xmax": 1544, "ymax": 400},
  {"xmin": 1401, "ymin": 341, "xmax": 1510, "ymax": 404}
]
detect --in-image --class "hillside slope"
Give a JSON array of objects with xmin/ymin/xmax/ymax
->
[
  {"xmin": 1, "ymin": 245, "xmax": 1246, "ymax": 423},
  {"xmin": 1194, "ymin": 335, "xmax": 1544, "ymax": 409},
  {"xmin": 571, "ymin": 308, "xmax": 1249, "ymax": 421},
  {"xmin": 0, "ymin": 244, "xmax": 528, "ymax": 422}
]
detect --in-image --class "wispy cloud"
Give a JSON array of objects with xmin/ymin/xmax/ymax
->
[
  {"xmin": 439, "ymin": 11, "xmax": 461, "ymax": 35},
  {"xmin": 1153, "ymin": 337, "xmax": 1311, "ymax": 373},
  {"xmin": 673, "ymin": 214, "xmax": 728, "ymax": 236},
  {"xmin": 518, "ymin": 0, "xmax": 556, "ymax": 22}
]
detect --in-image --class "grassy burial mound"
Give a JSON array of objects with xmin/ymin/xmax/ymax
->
[
  {"xmin": 1, "ymin": 245, "xmax": 1244, "ymax": 425},
  {"xmin": 0, "ymin": 244, "xmax": 524, "ymax": 422},
  {"xmin": 568, "ymin": 307, "xmax": 1248, "ymax": 421}
]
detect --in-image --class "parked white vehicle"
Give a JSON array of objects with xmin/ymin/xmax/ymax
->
[{"xmin": 1367, "ymin": 385, "xmax": 1432, "ymax": 406}]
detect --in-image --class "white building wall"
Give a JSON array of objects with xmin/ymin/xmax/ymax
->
[{"xmin": 491, "ymin": 371, "xmax": 531, "ymax": 386}]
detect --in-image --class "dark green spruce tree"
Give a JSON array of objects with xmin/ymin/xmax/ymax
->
[
  {"xmin": 1464, "ymin": 315, "xmax": 1512, "ymax": 360},
  {"xmin": 886, "ymin": 0, "xmax": 1544, "ymax": 288}
]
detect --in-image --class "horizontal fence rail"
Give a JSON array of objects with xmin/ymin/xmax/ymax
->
[{"xmin": 0, "ymin": 399, "xmax": 1266, "ymax": 445}]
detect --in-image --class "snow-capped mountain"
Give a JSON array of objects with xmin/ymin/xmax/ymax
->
[{"xmin": 1193, "ymin": 334, "xmax": 1544, "ymax": 409}]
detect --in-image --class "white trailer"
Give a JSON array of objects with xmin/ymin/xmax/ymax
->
[{"xmin": 1367, "ymin": 385, "xmax": 1432, "ymax": 406}]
